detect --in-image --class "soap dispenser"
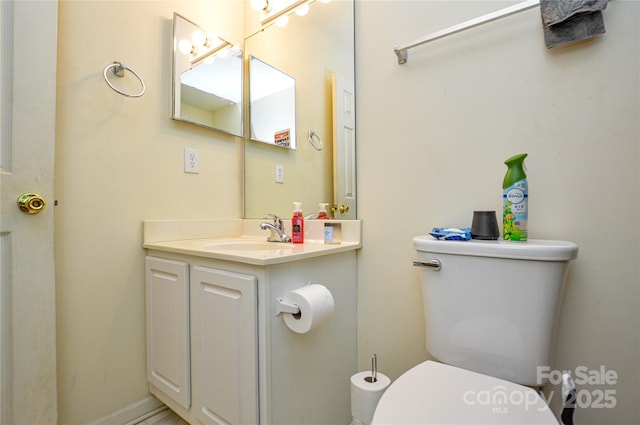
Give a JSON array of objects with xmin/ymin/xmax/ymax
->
[
  {"xmin": 291, "ymin": 202, "xmax": 304, "ymax": 243},
  {"xmin": 316, "ymin": 203, "xmax": 330, "ymax": 219}
]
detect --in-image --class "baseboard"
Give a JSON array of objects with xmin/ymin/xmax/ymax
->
[{"xmin": 88, "ymin": 395, "xmax": 165, "ymax": 425}]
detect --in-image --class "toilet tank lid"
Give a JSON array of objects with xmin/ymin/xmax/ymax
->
[{"xmin": 413, "ymin": 237, "xmax": 578, "ymax": 261}]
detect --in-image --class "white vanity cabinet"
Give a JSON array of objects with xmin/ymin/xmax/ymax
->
[
  {"xmin": 144, "ymin": 249, "xmax": 356, "ymax": 425},
  {"xmin": 146, "ymin": 258, "xmax": 259, "ymax": 425},
  {"xmin": 190, "ymin": 266, "xmax": 258, "ymax": 425},
  {"xmin": 145, "ymin": 257, "xmax": 190, "ymax": 408}
]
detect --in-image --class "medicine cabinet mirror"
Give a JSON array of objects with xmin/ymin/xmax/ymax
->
[
  {"xmin": 172, "ymin": 13, "xmax": 243, "ymax": 136},
  {"xmin": 249, "ymin": 56, "xmax": 296, "ymax": 149},
  {"xmin": 244, "ymin": 0, "xmax": 355, "ymax": 219}
]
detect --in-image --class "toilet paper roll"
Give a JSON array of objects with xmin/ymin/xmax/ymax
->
[
  {"xmin": 351, "ymin": 371, "xmax": 391, "ymax": 425},
  {"xmin": 282, "ymin": 284, "xmax": 335, "ymax": 334}
]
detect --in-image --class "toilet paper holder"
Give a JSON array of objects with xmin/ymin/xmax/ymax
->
[
  {"xmin": 367, "ymin": 354, "xmax": 378, "ymax": 383},
  {"xmin": 275, "ymin": 297, "xmax": 301, "ymax": 316}
]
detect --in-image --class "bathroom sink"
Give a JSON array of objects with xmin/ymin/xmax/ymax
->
[
  {"xmin": 175, "ymin": 238, "xmax": 298, "ymax": 255},
  {"xmin": 200, "ymin": 240, "xmax": 294, "ymax": 251}
]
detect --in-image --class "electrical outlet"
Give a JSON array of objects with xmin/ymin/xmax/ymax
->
[
  {"xmin": 275, "ymin": 164, "xmax": 284, "ymax": 183},
  {"xmin": 184, "ymin": 148, "xmax": 200, "ymax": 173}
]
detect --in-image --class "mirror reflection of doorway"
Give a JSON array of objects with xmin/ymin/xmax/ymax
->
[{"xmin": 332, "ymin": 73, "xmax": 356, "ymax": 219}]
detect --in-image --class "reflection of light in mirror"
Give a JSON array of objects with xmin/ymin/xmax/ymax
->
[
  {"xmin": 192, "ymin": 30, "xmax": 207, "ymax": 47},
  {"xmin": 295, "ymin": 4, "xmax": 310, "ymax": 16},
  {"xmin": 251, "ymin": 0, "xmax": 271, "ymax": 12},
  {"xmin": 178, "ymin": 39, "xmax": 195, "ymax": 55},
  {"xmin": 179, "ymin": 30, "xmax": 228, "ymax": 64},
  {"xmin": 275, "ymin": 15, "xmax": 289, "ymax": 27},
  {"xmin": 190, "ymin": 40, "xmax": 230, "ymax": 64},
  {"xmin": 258, "ymin": 0, "xmax": 328, "ymax": 27}
]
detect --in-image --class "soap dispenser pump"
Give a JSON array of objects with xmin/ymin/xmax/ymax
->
[
  {"xmin": 291, "ymin": 202, "xmax": 304, "ymax": 243},
  {"xmin": 317, "ymin": 203, "xmax": 330, "ymax": 219}
]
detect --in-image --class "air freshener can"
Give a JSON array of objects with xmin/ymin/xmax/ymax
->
[{"xmin": 503, "ymin": 153, "xmax": 528, "ymax": 241}]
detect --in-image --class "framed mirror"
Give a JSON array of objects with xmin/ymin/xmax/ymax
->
[
  {"xmin": 172, "ymin": 13, "xmax": 243, "ymax": 136},
  {"xmin": 249, "ymin": 56, "xmax": 296, "ymax": 149},
  {"xmin": 244, "ymin": 0, "xmax": 355, "ymax": 219}
]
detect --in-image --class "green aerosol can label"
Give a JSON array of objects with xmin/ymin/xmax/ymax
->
[{"xmin": 503, "ymin": 154, "xmax": 528, "ymax": 241}]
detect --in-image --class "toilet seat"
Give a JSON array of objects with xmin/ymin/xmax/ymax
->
[{"xmin": 371, "ymin": 361, "xmax": 558, "ymax": 425}]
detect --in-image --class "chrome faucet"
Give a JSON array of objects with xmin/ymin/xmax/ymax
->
[{"xmin": 260, "ymin": 214, "xmax": 291, "ymax": 243}]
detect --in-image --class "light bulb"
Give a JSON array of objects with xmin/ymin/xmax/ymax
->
[
  {"xmin": 275, "ymin": 15, "xmax": 289, "ymax": 27},
  {"xmin": 250, "ymin": 0, "xmax": 270, "ymax": 12},
  {"xmin": 192, "ymin": 30, "xmax": 207, "ymax": 47},
  {"xmin": 178, "ymin": 39, "xmax": 195, "ymax": 55},
  {"xmin": 295, "ymin": 4, "xmax": 310, "ymax": 16}
]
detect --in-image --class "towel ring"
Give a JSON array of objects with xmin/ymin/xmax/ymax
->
[
  {"xmin": 308, "ymin": 130, "xmax": 323, "ymax": 151},
  {"xmin": 103, "ymin": 61, "xmax": 146, "ymax": 98}
]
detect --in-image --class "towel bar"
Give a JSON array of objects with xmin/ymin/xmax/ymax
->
[{"xmin": 394, "ymin": 0, "xmax": 540, "ymax": 64}]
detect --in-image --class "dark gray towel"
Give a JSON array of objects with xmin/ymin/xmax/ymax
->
[{"xmin": 540, "ymin": 0, "xmax": 608, "ymax": 48}]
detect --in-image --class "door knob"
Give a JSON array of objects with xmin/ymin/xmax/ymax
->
[
  {"xmin": 331, "ymin": 204, "xmax": 350, "ymax": 214},
  {"xmin": 17, "ymin": 192, "xmax": 46, "ymax": 214}
]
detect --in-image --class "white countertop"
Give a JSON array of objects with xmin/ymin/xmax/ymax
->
[{"xmin": 142, "ymin": 219, "xmax": 362, "ymax": 266}]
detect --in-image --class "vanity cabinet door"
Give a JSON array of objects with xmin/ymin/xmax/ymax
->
[
  {"xmin": 190, "ymin": 266, "xmax": 258, "ymax": 425},
  {"xmin": 145, "ymin": 257, "xmax": 191, "ymax": 409}
]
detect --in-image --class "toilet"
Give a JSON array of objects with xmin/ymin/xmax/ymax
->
[{"xmin": 372, "ymin": 237, "xmax": 578, "ymax": 424}]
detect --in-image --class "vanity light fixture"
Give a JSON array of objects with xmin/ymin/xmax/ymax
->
[
  {"xmin": 190, "ymin": 40, "xmax": 231, "ymax": 64},
  {"xmin": 258, "ymin": 0, "xmax": 328, "ymax": 27},
  {"xmin": 178, "ymin": 30, "xmax": 233, "ymax": 65}
]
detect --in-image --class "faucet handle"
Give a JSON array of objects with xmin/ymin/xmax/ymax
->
[{"xmin": 265, "ymin": 213, "xmax": 284, "ymax": 230}]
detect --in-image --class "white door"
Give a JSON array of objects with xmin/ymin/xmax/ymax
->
[
  {"xmin": 0, "ymin": 1, "xmax": 58, "ymax": 423},
  {"xmin": 332, "ymin": 73, "xmax": 356, "ymax": 219}
]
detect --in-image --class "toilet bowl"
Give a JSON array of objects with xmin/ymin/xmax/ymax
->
[
  {"xmin": 372, "ymin": 361, "xmax": 557, "ymax": 424},
  {"xmin": 371, "ymin": 237, "xmax": 578, "ymax": 424}
]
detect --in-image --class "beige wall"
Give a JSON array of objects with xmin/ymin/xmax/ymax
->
[
  {"xmin": 55, "ymin": 1, "xmax": 243, "ymax": 423},
  {"xmin": 355, "ymin": 1, "xmax": 639, "ymax": 424},
  {"xmin": 53, "ymin": 0, "xmax": 639, "ymax": 424}
]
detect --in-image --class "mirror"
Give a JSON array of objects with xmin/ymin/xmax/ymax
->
[
  {"xmin": 249, "ymin": 55, "xmax": 296, "ymax": 148},
  {"xmin": 244, "ymin": 0, "xmax": 355, "ymax": 219},
  {"xmin": 172, "ymin": 13, "xmax": 243, "ymax": 136}
]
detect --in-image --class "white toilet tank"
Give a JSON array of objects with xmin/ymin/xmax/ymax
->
[{"xmin": 413, "ymin": 237, "xmax": 578, "ymax": 386}]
